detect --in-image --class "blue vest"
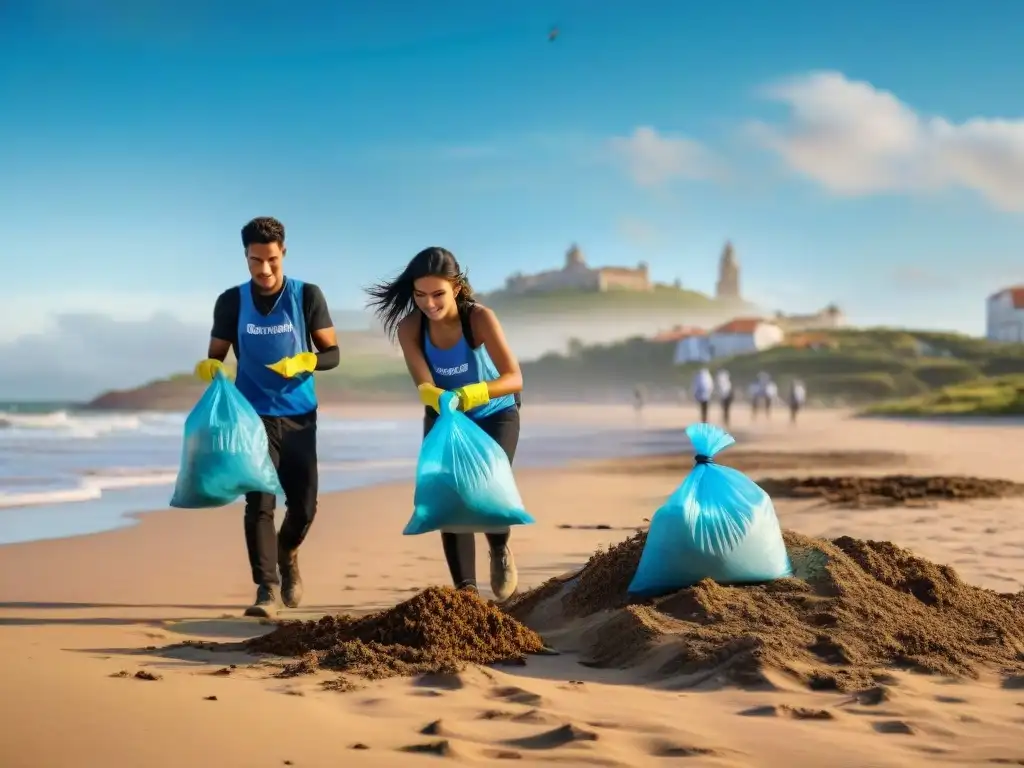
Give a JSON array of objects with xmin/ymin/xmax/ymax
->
[
  {"xmin": 235, "ymin": 278, "xmax": 318, "ymax": 417},
  {"xmin": 424, "ymin": 326, "xmax": 516, "ymax": 421}
]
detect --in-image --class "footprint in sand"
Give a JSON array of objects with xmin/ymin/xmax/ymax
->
[
  {"xmin": 419, "ymin": 720, "xmax": 451, "ymax": 737},
  {"xmin": 489, "ymin": 685, "xmax": 546, "ymax": 707},
  {"xmin": 738, "ymin": 704, "xmax": 835, "ymax": 721},
  {"xmin": 503, "ymin": 723, "xmax": 599, "ymax": 750},
  {"xmin": 479, "ymin": 708, "xmax": 561, "ymax": 725},
  {"xmin": 873, "ymin": 720, "xmax": 916, "ymax": 735},
  {"xmin": 481, "ymin": 749, "xmax": 524, "ymax": 760},
  {"xmin": 398, "ymin": 740, "xmax": 458, "ymax": 757},
  {"xmin": 644, "ymin": 739, "xmax": 720, "ymax": 759},
  {"xmin": 415, "ymin": 672, "xmax": 466, "ymax": 691}
]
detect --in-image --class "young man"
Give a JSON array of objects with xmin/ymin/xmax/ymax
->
[{"xmin": 194, "ymin": 216, "xmax": 339, "ymax": 618}]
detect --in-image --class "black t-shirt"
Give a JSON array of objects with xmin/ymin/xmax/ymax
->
[{"xmin": 211, "ymin": 280, "xmax": 333, "ymax": 360}]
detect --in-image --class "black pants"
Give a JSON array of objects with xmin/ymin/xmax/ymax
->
[
  {"xmin": 697, "ymin": 400, "xmax": 709, "ymax": 422},
  {"xmin": 423, "ymin": 404, "xmax": 521, "ymax": 589},
  {"xmin": 244, "ymin": 411, "xmax": 319, "ymax": 587},
  {"xmin": 721, "ymin": 395, "xmax": 733, "ymax": 426},
  {"xmin": 790, "ymin": 402, "xmax": 801, "ymax": 423}
]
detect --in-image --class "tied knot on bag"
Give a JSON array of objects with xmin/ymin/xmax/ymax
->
[{"xmin": 694, "ymin": 454, "xmax": 713, "ymax": 465}]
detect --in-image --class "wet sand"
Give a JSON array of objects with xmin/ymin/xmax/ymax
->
[{"xmin": 2, "ymin": 407, "xmax": 1024, "ymax": 767}]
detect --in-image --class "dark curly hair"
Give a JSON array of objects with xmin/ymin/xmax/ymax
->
[
  {"xmin": 241, "ymin": 216, "xmax": 286, "ymax": 249},
  {"xmin": 365, "ymin": 247, "xmax": 474, "ymax": 341}
]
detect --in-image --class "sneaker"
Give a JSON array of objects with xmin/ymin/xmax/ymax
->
[
  {"xmin": 489, "ymin": 545, "xmax": 518, "ymax": 602},
  {"xmin": 279, "ymin": 545, "xmax": 304, "ymax": 609},
  {"xmin": 243, "ymin": 584, "xmax": 280, "ymax": 619}
]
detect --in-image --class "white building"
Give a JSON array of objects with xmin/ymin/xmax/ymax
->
[
  {"xmin": 651, "ymin": 325, "xmax": 710, "ymax": 364},
  {"xmin": 673, "ymin": 333, "xmax": 711, "ymax": 364},
  {"xmin": 986, "ymin": 286, "xmax": 1024, "ymax": 343},
  {"xmin": 707, "ymin": 318, "xmax": 784, "ymax": 358}
]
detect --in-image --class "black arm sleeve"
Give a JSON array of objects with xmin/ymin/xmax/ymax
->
[
  {"xmin": 314, "ymin": 346, "xmax": 340, "ymax": 371},
  {"xmin": 211, "ymin": 288, "xmax": 241, "ymax": 344},
  {"xmin": 302, "ymin": 283, "xmax": 334, "ymax": 333},
  {"xmin": 302, "ymin": 283, "xmax": 339, "ymax": 371}
]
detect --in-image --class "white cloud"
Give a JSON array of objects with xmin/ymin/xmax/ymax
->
[
  {"xmin": 0, "ymin": 313, "xmax": 207, "ymax": 401},
  {"xmin": 749, "ymin": 71, "xmax": 1024, "ymax": 211},
  {"xmin": 607, "ymin": 126, "xmax": 721, "ymax": 187},
  {"xmin": 0, "ymin": 291, "xmax": 214, "ymax": 342}
]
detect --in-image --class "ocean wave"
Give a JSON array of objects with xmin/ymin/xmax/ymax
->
[
  {"xmin": 0, "ymin": 458, "xmax": 416, "ymax": 510},
  {"xmin": 0, "ymin": 409, "xmax": 408, "ymax": 441}
]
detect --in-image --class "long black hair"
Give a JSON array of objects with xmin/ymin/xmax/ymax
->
[{"xmin": 366, "ymin": 247, "xmax": 475, "ymax": 341}]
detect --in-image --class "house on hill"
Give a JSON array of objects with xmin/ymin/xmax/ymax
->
[
  {"xmin": 986, "ymin": 286, "xmax": 1024, "ymax": 343},
  {"xmin": 708, "ymin": 318, "xmax": 784, "ymax": 358},
  {"xmin": 651, "ymin": 325, "xmax": 710, "ymax": 364}
]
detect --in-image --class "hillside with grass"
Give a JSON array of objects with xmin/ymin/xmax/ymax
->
[
  {"xmin": 517, "ymin": 327, "xmax": 1024, "ymax": 405},
  {"xmin": 861, "ymin": 374, "xmax": 1024, "ymax": 417},
  {"xmin": 85, "ymin": 324, "xmax": 1024, "ymax": 412},
  {"xmin": 480, "ymin": 284, "xmax": 748, "ymax": 315}
]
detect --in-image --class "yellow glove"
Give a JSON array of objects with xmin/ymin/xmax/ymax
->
[
  {"xmin": 454, "ymin": 382, "xmax": 491, "ymax": 412},
  {"xmin": 266, "ymin": 352, "xmax": 317, "ymax": 379},
  {"xmin": 418, "ymin": 383, "xmax": 445, "ymax": 413},
  {"xmin": 194, "ymin": 358, "xmax": 225, "ymax": 384}
]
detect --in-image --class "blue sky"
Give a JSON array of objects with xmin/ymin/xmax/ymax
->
[{"xmin": 2, "ymin": 0, "xmax": 1024, "ymax": 396}]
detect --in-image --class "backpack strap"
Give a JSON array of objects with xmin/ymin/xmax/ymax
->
[{"xmin": 458, "ymin": 301, "xmax": 477, "ymax": 349}]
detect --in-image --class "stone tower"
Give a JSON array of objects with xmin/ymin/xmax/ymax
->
[
  {"xmin": 565, "ymin": 243, "xmax": 586, "ymax": 269},
  {"xmin": 715, "ymin": 241, "xmax": 740, "ymax": 299}
]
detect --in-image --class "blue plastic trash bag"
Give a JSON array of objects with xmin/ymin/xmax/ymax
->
[
  {"xmin": 627, "ymin": 422, "xmax": 792, "ymax": 597},
  {"xmin": 169, "ymin": 370, "xmax": 283, "ymax": 509},
  {"xmin": 403, "ymin": 391, "xmax": 535, "ymax": 535}
]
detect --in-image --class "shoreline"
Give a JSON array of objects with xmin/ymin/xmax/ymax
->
[
  {"xmin": 4, "ymin": 410, "xmax": 1024, "ymax": 766},
  {"xmin": 4, "ymin": 402, "xmax": 1022, "ymax": 551},
  {"xmin": 0, "ymin": 403, "xmax": 700, "ymax": 547}
]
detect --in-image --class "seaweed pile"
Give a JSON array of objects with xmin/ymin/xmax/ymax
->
[
  {"xmin": 248, "ymin": 586, "xmax": 544, "ymax": 680},
  {"xmin": 505, "ymin": 530, "xmax": 1024, "ymax": 691}
]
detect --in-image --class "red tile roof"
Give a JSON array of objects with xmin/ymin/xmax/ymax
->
[
  {"xmin": 990, "ymin": 285, "xmax": 1024, "ymax": 309},
  {"xmin": 712, "ymin": 317, "xmax": 769, "ymax": 334},
  {"xmin": 652, "ymin": 325, "xmax": 707, "ymax": 342}
]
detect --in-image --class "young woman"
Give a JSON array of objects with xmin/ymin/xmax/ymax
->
[{"xmin": 366, "ymin": 247, "xmax": 524, "ymax": 601}]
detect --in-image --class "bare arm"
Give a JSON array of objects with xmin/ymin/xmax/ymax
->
[
  {"xmin": 397, "ymin": 313, "xmax": 435, "ymax": 388},
  {"xmin": 471, "ymin": 306, "xmax": 523, "ymax": 397}
]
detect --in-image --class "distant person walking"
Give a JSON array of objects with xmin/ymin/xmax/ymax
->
[
  {"xmin": 715, "ymin": 369, "xmax": 733, "ymax": 426},
  {"xmin": 633, "ymin": 384, "xmax": 646, "ymax": 415},
  {"xmin": 763, "ymin": 379, "xmax": 777, "ymax": 420},
  {"xmin": 749, "ymin": 380, "xmax": 762, "ymax": 420},
  {"xmin": 692, "ymin": 367, "xmax": 713, "ymax": 422},
  {"xmin": 755, "ymin": 372, "xmax": 777, "ymax": 420},
  {"xmin": 789, "ymin": 379, "xmax": 806, "ymax": 424}
]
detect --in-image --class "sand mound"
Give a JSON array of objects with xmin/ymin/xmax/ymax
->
[
  {"xmin": 757, "ymin": 475, "xmax": 1024, "ymax": 506},
  {"xmin": 505, "ymin": 531, "xmax": 1024, "ymax": 691},
  {"xmin": 247, "ymin": 586, "xmax": 544, "ymax": 680}
]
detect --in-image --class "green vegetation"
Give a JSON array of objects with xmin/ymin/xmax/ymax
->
[
  {"xmin": 481, "ymin": 284, "xmax": 749, "ymax": 316},
  {"xmin": 521, "ymin": 327, "xmax": 1024, "ymax": 406},
  {"xmin": 87, "ymin": 323, "xmax": 1024, "ymax": 413},
  {"xmin": 861, "ymin": 375, "xmax": 1024, "ymax": 417}
]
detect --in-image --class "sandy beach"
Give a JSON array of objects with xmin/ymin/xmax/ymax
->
[{"xmin": 2, "ymin": 406, "xmax": 1024, "ymax": 767}]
